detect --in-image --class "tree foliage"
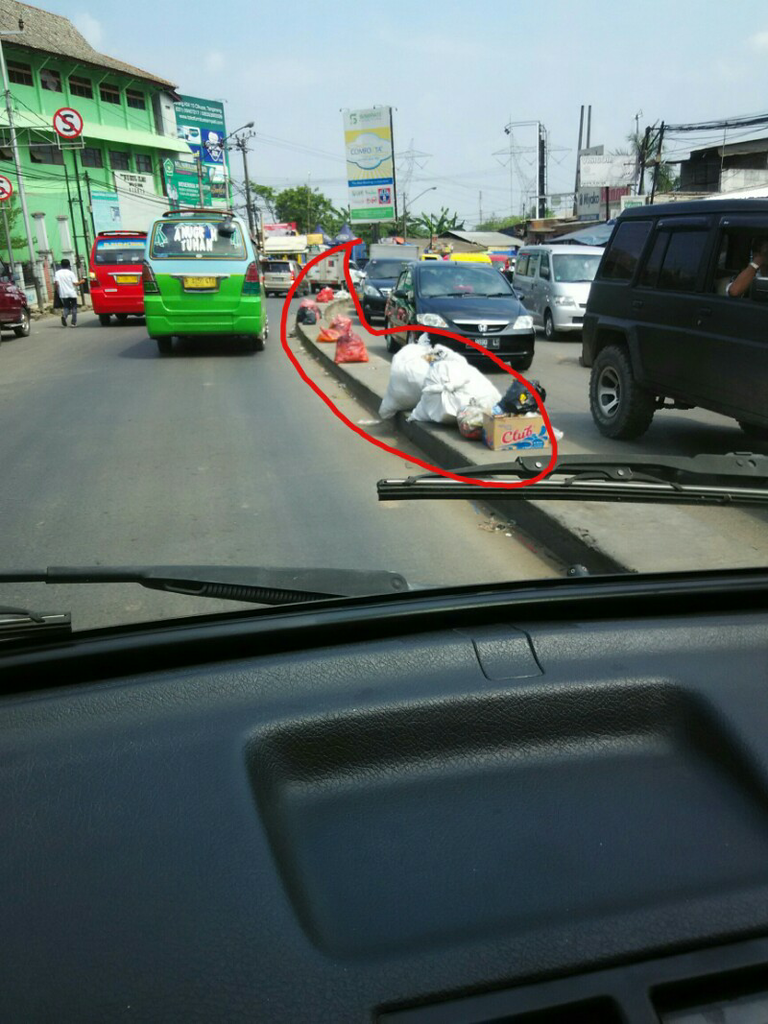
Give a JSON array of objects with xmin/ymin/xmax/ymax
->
[{"xmin": 622, "ymin": 132, "xmax": 679, "ymax": 194}]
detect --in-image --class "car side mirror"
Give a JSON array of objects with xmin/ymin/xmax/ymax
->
[{"xmin": 393, "ymin": 288, "xmax": 406, "ymax": 299}]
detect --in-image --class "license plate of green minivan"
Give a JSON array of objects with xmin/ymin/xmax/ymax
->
[{"xmin": 183, "ymin": 277, "xmax": 217, "ymax": 290}]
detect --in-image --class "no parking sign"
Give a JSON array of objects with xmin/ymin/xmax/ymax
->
[
  {"xmin": 0, "ymin": 175, "xmax": 12, "ymax": 201},
  {"xmin": 52, "ymin": 107, "xmax": 83, "ymax": 140}
]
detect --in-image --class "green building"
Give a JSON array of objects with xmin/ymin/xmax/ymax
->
[{"xmin": 0, "ymin": 0, "xmax": 192, "ymax": 275}]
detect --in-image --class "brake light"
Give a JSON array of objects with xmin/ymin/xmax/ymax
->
[
  {"xmin": 242, "ymin": 261, "xmax": 261, "ymax": 295},
  {"xmin": 290, "ymin": 270, "xmax": 295, "ymax": 281},
  {"xmin": 142, "ymin": 261, "xmax": 159, "ymax": 294},
  {"xmin": 89, "ymin": 271, "xmax": 98, "ymax": 284}
]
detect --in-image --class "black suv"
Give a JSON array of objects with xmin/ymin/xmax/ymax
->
[{"xmin": 583, "ymin": 199, "xmax": 768, "ymax": 440}]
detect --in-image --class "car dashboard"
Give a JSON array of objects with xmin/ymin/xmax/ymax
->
[{"xmin": 2, "ymin": 573, "xmax": 768, "ymax": 1022}]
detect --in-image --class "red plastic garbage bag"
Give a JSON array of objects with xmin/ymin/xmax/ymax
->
[
  {"xmin": 299, "ymin": 297, "xmax": 319, "ymax": 312},
  {"xmin": 330, "ymin": 314, "xmax": 353, "ymax": 336},
  {"xmin": 335, "ymin": 331, "xmax": 369, "ymax": 364},
  {"xmin": 316, "ymin": 287, "xmax": 334, "ymax": 303},
  {"xmin": 317, "ymin": 327, "xmax": 341, "ymax": 343}
]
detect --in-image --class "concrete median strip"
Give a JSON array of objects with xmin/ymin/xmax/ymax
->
[{"xmin": 295, "ymin": 301, "xmax": 768, "ymax": 577}]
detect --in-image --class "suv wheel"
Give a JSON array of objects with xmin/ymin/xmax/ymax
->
[
  {"xmin": 738, "ymin": 420, "xmax": 768, "ymax": 441},
  {"xmin": 155, "ymin": 336, "xmax": 173, "ymax": 356},
  {"xmin": 544, "ymin": 310, "xmax": 557, "ymax": 341},
  {"xmin": 13, "ymin": 309, "xmax": 30, "ymax": 338},
  {"xmin": 590, "ymin": 344, "xmax": 656, "ymax": 439}
]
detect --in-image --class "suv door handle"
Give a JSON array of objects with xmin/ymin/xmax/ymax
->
[{"xmin": 631, "ymin": 299, "xmax": 643, "ymax": 310}]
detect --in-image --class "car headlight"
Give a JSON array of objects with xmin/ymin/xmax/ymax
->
[
  {"xmin": 416, "ymin": 313, "xmax": 448, "ymax": 327},
  {"xmin": 554, "ymin": 296, "xmax": 576, "ymax": 307},
  {"xmin": 364, "ymin": 285, "xmax": 381, "ymax": 297},
  {"xmin": 512, "ymin": 315, "xmax": 534, "ymax": 330}
]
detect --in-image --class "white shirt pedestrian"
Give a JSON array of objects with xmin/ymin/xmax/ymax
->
[{"xmin": 54, "ymin": 267, "xmax": 78, "ymax": 299}]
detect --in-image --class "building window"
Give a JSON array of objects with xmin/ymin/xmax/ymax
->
[
  {"xmin": 99, "ymin": 83, "xmax": 121, "ymax": 105},
  {"xmin": 69, "ymin": 75, "xmax": 93, "ymax": 99},
  {"xmin": 30, "ymin": 145, "xmax": 64, "ymax": 166},
  {"xmin": 39, "ymin": 68, "xmax": 62, "ymax": 92},
  {"xmin": 81, "ymin": 147, "xmax": 104, "ymax": 168},
  {"xmin": 126, "ymin": 89, "xmax": 146, "ymax": 110},
  {"xmin": 110, "ymin": 150, "xmax": 130, "ymax": 171},
  {"xmin": 7, "ymin": 61, "xmax": 33, "ymax": 86},
  {"xmin": 135, "ymin": 153, "xmax": 153, "ymax": 175},
  {"xmin": 0, "ymin": 143, "xmax": 11, "ymax": 161}
]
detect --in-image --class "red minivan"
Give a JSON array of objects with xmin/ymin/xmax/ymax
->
[
  {"xmin": 0, "ymin": 260, "xmax": 30, "ymax": 344},
  {"xmin": 89, "ymin": 230, "xmax": 147, "ymax": 325}
]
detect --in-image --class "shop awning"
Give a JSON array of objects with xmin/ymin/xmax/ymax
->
[{"xmin": 0, "ymin": 110, "xmax": 191, "ymax": 153}]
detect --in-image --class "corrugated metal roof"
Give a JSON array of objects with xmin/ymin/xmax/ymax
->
[
  {"xmin": 0, "ymin": 0, "xmax": 177, "ymax": 89},
  {"xmin": 438, "ymin": 229, "xmax": 522, "ymax": 248}
]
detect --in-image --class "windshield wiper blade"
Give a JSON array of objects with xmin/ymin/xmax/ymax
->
[
  {"xmin": 377, "ymin": 452, "xmax": 768, "ymax": 507},
  {"xmin": 0, "ymin": 606, "xmax": 71, "ymax": 643},
  {"xmin": 0, "ymin": 566, "xmax": 410, "ymax": 606}
]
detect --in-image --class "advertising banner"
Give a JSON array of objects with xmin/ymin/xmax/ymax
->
[
  {"xmin": 263, "ymin": 222, "xmax": 297, "ymax": 236},
  {"xmin": 91, "ymin": 189, "xmax": 122, "ymax": 233},
  {"xmin": 580, "ymin": 154, "xmax": 637, "ymax": 188},
  {"xmin": 163, "ymin": 156, "xmax": 210, "ymax": 207},
  {"xmin": 175, "ymin": 96, "xmax": 229, "ymax": 169},
  {"xmin": 343, "ymin": 107, "xmax": 396, "ymax": 223}
]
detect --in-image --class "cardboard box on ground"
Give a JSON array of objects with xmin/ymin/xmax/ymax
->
[{"xmin": 482, "ymin": 413, "xmax": 551, "ymax": 451}]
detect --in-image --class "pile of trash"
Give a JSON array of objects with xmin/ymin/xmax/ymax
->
[
  {"xmin": 315, "ymin": 313, "xmax": 368, "ymax": 363},
  {"xmin": 379, "ymin": 334, "xmax": 562, "ymax": 449},
  {"xmin": 316, "ymin": 287, "xmax": 335, "ymax": 303},
  {"xmin": 296, "ymin": 297, "xmax": 320, "ymax": 326}
]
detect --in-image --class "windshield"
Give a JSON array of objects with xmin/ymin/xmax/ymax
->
[
  {"xmin": 366, "ymin": 259, "xmax": 414, "ymax": 278},
  {"xmin": 93, "ymin": 239, "xmax": 146, "ymax": 265},
  {"xmin": 419, "ymin": 266, "xmax": 514, "ymax": 298},
  {"xmin": 552, "ymin": 254, "xmax": 601, "ymax": 283},
  {"xmin": 150, "ymin": 220, "xmax": 246, "ymax": 259},
  {"xmin": 1, "ymin": 4, "xmax": 766, "ymax": 634}
]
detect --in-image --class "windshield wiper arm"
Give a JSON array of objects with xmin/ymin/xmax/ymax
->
[
  {"xmin": 378, "ymin": 452, "xmax": 768, "ymax": 507},
  {"xmin": 0, "ymin": 566, "xmax": 410, "ymax": 605}
]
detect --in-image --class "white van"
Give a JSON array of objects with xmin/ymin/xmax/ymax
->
[{"xmin": 513, "ymin": 244, "xmax": 604, "ymax": 340}]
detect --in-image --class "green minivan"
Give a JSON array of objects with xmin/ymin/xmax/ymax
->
[{"xmin": 143, "ymin": 209, "xmax": 268, "ymax": 356}]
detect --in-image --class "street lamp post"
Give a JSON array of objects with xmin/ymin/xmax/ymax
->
[{"xmin": 402, "ymin": 186, "xmax": 436, "ymax": 241}]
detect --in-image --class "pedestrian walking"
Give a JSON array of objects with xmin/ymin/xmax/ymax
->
[{"xmin": 54, "ymin": 259, "xmax": 84, "ymax": 328}]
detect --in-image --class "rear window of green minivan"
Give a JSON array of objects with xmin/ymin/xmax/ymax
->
[{"xmin": 150, "ymin": 220, "xmax": 247, "ymax": 259}]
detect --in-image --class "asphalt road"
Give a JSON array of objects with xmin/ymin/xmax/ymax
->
[{"xmin": 0, "ymin": 298, "xmax": 559, "ymax": 631}]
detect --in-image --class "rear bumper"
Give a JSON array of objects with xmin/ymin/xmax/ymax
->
[
  {"xmin": 145, "ymin": 300, "xmax": 264, "ymax": 336},
  {"xmin": 91, "ymin": 291, "xmax": 144, "ymax": 316}
]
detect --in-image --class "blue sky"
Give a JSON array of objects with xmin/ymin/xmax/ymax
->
[{"xmin": 35, "ymin": 1, "xmax": 768, "ymax": 223}]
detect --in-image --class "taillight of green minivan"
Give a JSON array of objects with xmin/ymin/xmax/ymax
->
[{"xmin": 242, "ymin": 261, "xmax": 261, "ymax": 295}]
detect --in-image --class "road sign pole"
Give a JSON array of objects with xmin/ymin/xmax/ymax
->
[
  {"xmin": 2, "ymin": 204, "xmax": 14, "ymax": 273},
  {"xmin": 0, "ymin": 36, "xmax": 44, "ymax": 310}
]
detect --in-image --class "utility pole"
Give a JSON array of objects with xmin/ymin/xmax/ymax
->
[
  {"xmin": 0, "ymin": 21, "xmax": 44, "ymax": 311},
  {"xmin": 650, "ymin": 121, "xmax": 665, "ymax": 203},
  {"xmin": 234, "ymin": 133, "xmax": 256, "ymax": 232},
  {"xmin": 478, "ymin": 190, "xmax": 483, "ymax": 226},
  {"xmin": 638, "ymin": 124, "xmax": 651, "ymax": 195},
  {"xmin": 573, "ymin": 105, "xmax": 585, "ymax": 216},
  {"xmin": 586, "ymin": 105, "xmax": 592, "ymax": 148},
  {"xmin": 538, "ymin": 124, "xmax": 546, "ymax": 218}
]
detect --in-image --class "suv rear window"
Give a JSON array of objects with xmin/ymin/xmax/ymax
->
[
  {"xmin": 150, "ymin": 220, "xmax": 246, "ymax": 259},
  {"xmin": 600, "ymin": 220, "xmax": 652, "ymax": 281},
  {"xmin": 93, "ymin": 238, "xmax": 146, "ymax": 265},
  {"xmin": 264, "ymin": 261, "xmax": 291, "ymax": 273}
]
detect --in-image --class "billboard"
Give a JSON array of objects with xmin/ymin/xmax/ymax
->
[
  {"xmin": 91, "ymin": 189, "xmax": 122, "ymax": 233},
  {"xmin": 580, "ymin": 154, "xmax": 637, "ymax": 188},
  {"xmin": 343, "ymin": 107, "xmax": 395, "ymax": 223},
  {"xmin": 113, "ymin": 170, "xmax": 166, "ymax": 231},
  {"xmin": 175, "ymin": 95, "xmax": 228, "ymax": 167},
  {"xmin": 263, "ymin": 222, "xmax": 298, "ymax": 236}
]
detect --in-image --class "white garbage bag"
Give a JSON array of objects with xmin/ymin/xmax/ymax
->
[
  {"xmin": 378, "ymin": 337, "xmax": 434, "ymax": 419},
  {"xmin": 409, "ymin": 359, "xmax": 502, "ymax": 424}
]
